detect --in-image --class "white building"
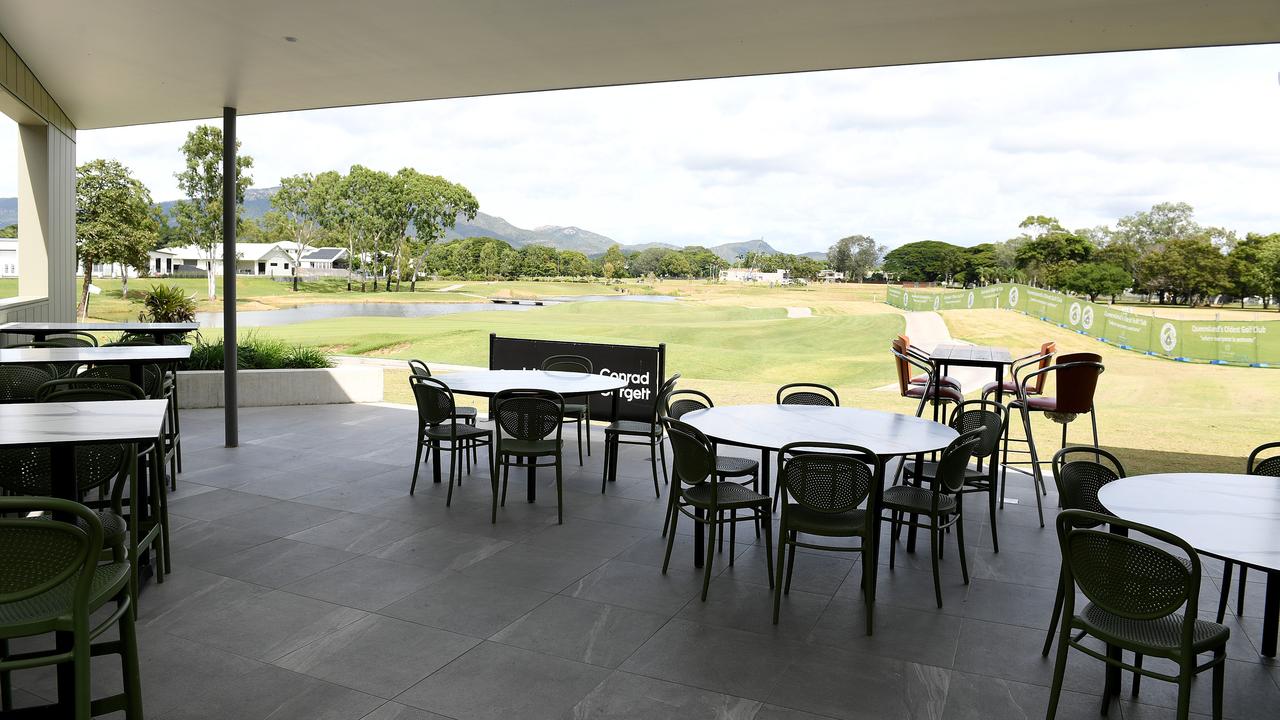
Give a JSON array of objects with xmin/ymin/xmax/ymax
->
[
  {"xmin": 817, "ymin": 269, "xmax": 843, "ymax": 283},
  {"xmin": 0, "ymin": 238, "xmax": 16, "ymax": 277},
  {"xmin": 302, "ymin": 247, "xmax": 348, "ymax": 269},
  {"xmin": 164, "ymin": 243, "xmax": 300, "ymax": 276},
  {"xmin": 719, "ymin": 267, "xmax": 790, "ymax": 284}
]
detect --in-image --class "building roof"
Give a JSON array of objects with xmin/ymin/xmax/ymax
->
[
  {"xmin": 2, "ymin": 1, "xmax": 1276, "ymax": 129},
  {"xmin": 303, "ymin": 247, "xmax": 346, "ymax": 261},
  {"xmin": 166, "ymin": 243, "xmax": 294, "ymax": 262}
]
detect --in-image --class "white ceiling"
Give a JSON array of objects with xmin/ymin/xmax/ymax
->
[{"xmin": 3, "ymin": 0, "xmax": 1278, "ymax": 130}]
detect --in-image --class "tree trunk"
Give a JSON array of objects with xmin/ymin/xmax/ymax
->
[
  {"xmin": 78, "ymin": 262, "xmax": 94, "ymax": 319},
  {"xmin": 120, "ymin": 267, "xmax": 129, "ymax": 300},
  {"xmin": 207, "ymin": 261, "xmax": 217, "ymax": 300},
  {"xmin": 292, "ymin": 266, "xmax": 299, "ymax": 292}
]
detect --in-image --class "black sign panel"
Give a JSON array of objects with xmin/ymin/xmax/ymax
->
[{"xmin": 489, "ymin": 334, "xmax": 665, "ymax": 422}]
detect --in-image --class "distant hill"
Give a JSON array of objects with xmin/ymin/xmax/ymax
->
[{"xmin": 1, "ymin": 187, "xmax": 821, "ymax": 260}]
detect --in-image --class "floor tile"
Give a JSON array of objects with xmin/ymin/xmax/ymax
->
[
  {"xmin": 490, "ymin": 595, "xmax": 666, "ymax": 668},
  {"xmin": 379, "ymin": 572, "xmax": 552, "ymax": 637},
  {"xmin": 282, "ymin": 555, "xmax": 443, "ymax": 611}
]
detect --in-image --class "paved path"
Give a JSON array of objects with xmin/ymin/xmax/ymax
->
[{"xmin": 785, "ymin": 306, "xmax": 812, "ymax": 318}]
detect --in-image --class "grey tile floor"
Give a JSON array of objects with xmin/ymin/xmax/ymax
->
[{"xmin": 10, "ymin": 403, "xmax": 1279, "ymax": 719}]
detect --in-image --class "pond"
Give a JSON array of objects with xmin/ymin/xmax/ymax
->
[{"xmin": 195, "ymin": 294, "xmax": 678, "ymax": 328}]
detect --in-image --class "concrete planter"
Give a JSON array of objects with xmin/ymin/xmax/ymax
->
[{"xmin": 177, "ymin": 366, "xmax": 384, "ymax": 409}]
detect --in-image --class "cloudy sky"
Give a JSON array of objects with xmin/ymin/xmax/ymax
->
[{"xmin": 3, "ymin": 43, "xmax": 1277, "ymax": 253}]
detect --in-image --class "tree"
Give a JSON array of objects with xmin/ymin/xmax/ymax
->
[
  {"xmin": 1058, "ymin": 262, "xmax": 1131, "ymax": 302},
  {"xmin": 679, "ymin": 246, "xmax": 725, "ymax": 278},
  {"xmin": 657, "ymin": 251, "xmax": 691, "ymax": 277},
  {"xmin": 0, "ymin": 224, "xmax": 16, "ymax": 238},
  {"xmin": 557, "ymin": 250, "xmax": 593, "ymax": 277},
  {"xmin": 601, "ymin": 245, "xmax": 628, "ymax": 279},
  {"xmin": 1011, "ymin": 215, "xmax": 1093, "ymax": 288},
  {"xmin": 397, "ymin": 169, "xmax": 478, "ymax": 292},
  {"xmin": 828, "ymin": 234, "xmax": 884, "ymax": 281},
  {"xmin": 1227, "ymin": 233, "xmax": 1280, "ymax": 309},
  {"xmin": 518, "ymin": 245, "xmax": 559, "ymax": 276},
  {"xmin": 827, "ymin": 238, "xmax": 852, "ymax": 278},
  {"xmin": 173, "ymin": 125, "xmax": 254, "ymax": 300},
  {"xmin": 271, "ymin": 173, "xmax": 328, "ymax": 291},
  {"xmin": 882, "ymin": 240, "xmax": 964, "ymax": 282},
  {"xmin": 1137, "ymin": 234, "xmax": 1228, "ymax": 305},
  {"xmin": 628, "ymin": 247, "xmax": 670, "ymax": 277},
  {"xmin": 340, "ymin": 165, "xmax": 397, "ymax": 292},
  {"xmin": 75, "ymin": 159, "xmax": 160, "ymax": 317}
]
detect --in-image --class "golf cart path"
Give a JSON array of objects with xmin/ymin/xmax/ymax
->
[
  {"xmin": 786, "ymin": 306, "xmax": 812, "ymax": 318},
  {"xmin": 881, "ymin": 311, "xmax": 995, "ymax": 394}
]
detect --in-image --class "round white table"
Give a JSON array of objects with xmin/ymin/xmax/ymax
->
[
  {"xmin": 679, "ymin": 404, "xmax": 958, "ymax": 587},
  {"xmin": 438, "ymin": 370, "xmax": 628, "ymax": 503},
  {"xmin": 1099, "ymin": 473, "xmax": 1280, "ymax": 657}
]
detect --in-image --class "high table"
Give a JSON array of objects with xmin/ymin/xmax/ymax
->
[
  {"xmin": 0, "ymin": 321, "xmax": 197, "ymax": 345},
  {"xmin": 438, "ymin": 369, "xmax": 628, "ymax": 502},
  {"xmin": 930, "ymin": 343, "xmax": 1014, "ymax": 402},
  {"xmin": 0, "ymin": 344, "xmax": 191, "ymax": 389},
  {"xmin": 1099, "ymin": 473, "xmax": 1280, "ymax": 657},
  {"xmin": 0, "ymin": 399, "xmax": 169, "ymax": 711},
  {"xmin": 679, "ymin": 404, "xmax": 958, "ymax": 598}
]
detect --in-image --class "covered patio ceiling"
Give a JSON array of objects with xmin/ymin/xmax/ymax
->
[{"xmin": 3, "ymin": 0, "xmax": 1279, "ymax": 130}]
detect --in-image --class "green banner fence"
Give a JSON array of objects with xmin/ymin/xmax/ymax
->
[{"xmin": 885, "ymin": 283, "xmax": 1280, "ymax": 367}]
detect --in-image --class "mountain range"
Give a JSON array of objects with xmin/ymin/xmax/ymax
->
[{"xmin": 1, "ymin": 187, "xmax": 827, "ymax": 262}]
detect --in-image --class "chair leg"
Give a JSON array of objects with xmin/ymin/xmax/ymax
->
[
  {"xmin": 999, "ymin": 416, "xmax": 1012, "ymax": 509},
  {"xmin": 762, "ymin": 510, "xmax": 774, "ymax": 590},
  {"xmin": 489, "ymin": 443, "xmax": 499, "ymax": 524},
  {"xmin": 1174, "ymin": 662, "xmax": 1193, "ymax": 720},
  {"xmin": 73, "ymin": 630, "xmax": 91, "ymax": 720},
  {"xmin": 1217, "ymin": 561, "xmax": 1234, "ymax": 623},
  {"xmin": 772, "ymin": 526, "xmax": 787, "ymax": 624},
  {"xmin": 728, "ymin": 509, "xmax": 737, "ymax": 564},
  {"xmin": 119, "ymin": 593, "xmax": 144, "ymax": 719},
  {"xmin": 1042, "ymin": 575, "xmax": 1066, "ymax": 656},
  {"xmin": 650, "ymin": 438, "xmax": 661, "ymax": 498},
  {"xmin": 661, "ymin": 500, "xmax": 679, "ymax": 574},
  {"xmin": 585, "ymin": 408, "xmax": 592, "ymax": 457},
  {"xmin": 1131, "ymin": 653, "xmax": 1143, "ymax": 697},
  {"xmin": 410, "ymin": 432, "xmax": 425, "ymax": 495},
  {"xmin": 987, "ymin": 478, "xmax": 999, "ymax": 553},
  {"xmin": 0, "ymin": 639, "xmax": 11, "ymax": 712},
  {"xmin": 445, "ymin": 442, "xmax": 458, "ymax": 507},
  {"xmin": 784, "ymin": 541, "xmax": 797, "ymax": 594},
  {"xmin": 555, "ymin": 456, "xmax": 564, "ymax": 525},
  {"xmin": 1018, "ymin": 404, "xmax": 1045, "ymax": 527},
  {"xmin": 701, "ymin": 515, "xmax": 717, "ymax": 601},
  {"xmin": 576, "ymin": 417, "xmax": 584, "ymax": 466},
  {"xmin": 601, "ymin": 435, "xmax": 612, "ymax": 493},
  {"xmin": 658, "ymin": 439, "xmax": 669, "ymax": 485},
  {"xmin": 888, "ymin": 513, "xmax": 899, "ymax": 570},
  {"xmin": 661, "ymin": 482, "xmax": 678, "ymax": 538},
  {"xmin": 1211, "ymin": 647, "xmax": 1226, "ymax": 720},
  {"xmin": 1045, "ymin": 620, "xmax": 1072, "ymax": 720},
  {"xmin": 955, "ymin": 497, "xmax": 969, "ymax": 585},
  {"xmin": 930, "ymin": 518, "xmax": 943, "ymax": 608},
  {"xmin": 500, "ymin": 457, "xmax": 510, "ymax": 506},
  {"xmin": 1101, "ymin": 644, "xmax": 1122, "ymax": 716}
]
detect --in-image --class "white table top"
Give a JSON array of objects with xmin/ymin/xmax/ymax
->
[
  {"xmin": 439, "ymin": 369, "xmax": 628, "ymax": 397},
  {"xmin": 0, "ymin": 400, "xmax": 170, "ymax": 446},
  {"xmin": 0, "ymin": 345, "xmax": 191, "ymax": 364},
  {"xmin": 0, "ymin": 322, "xmax": 197, "ymax": 334},
  {"xmin": 679, "ymin": 404, "xmax": 958, "ymax": 456},
  {"xmin": 1099, "ymin": 473, "xmax": 1280, "ymax": 571}
]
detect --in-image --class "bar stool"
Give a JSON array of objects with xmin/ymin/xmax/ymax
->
[
  {"xmin": 891, "ymin": 337, "xmax": 962, "ymax": 420},
  {"xmin": 1001, "ymin": 352, "xmax": 1105, "ymax": 527},
  {"xmin": 982, "ymin": 341, "xmax": 1054, "ymax": 401}
]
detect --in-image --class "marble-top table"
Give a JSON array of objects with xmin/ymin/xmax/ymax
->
[
  {"xmin": 1099, "ymin": 473, "xmax": 1280, "ymax": 657},
  {"xmin": 0, "ymin": 344, "xmax": 191, "ymax": 388},
  {"xmin": 0, "ymin": 321, "xmax": 196, "ymax": 344},
  {"xmin": 930, "ymin": 343, "xmax": 1014, "ymax": 401}
]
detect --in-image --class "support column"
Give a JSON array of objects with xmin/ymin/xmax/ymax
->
[{"xmin": 222, "ymin": 107, "xmax": 238, "ymax": 447}]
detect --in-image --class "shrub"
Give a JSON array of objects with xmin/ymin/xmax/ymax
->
[
  {"xmin": 138, "ymin": 284, "xmax": 197, "ymax": 324},
  {"xmin": 181, "ymin": 333, "xmax": 332, "ymax": 371}
]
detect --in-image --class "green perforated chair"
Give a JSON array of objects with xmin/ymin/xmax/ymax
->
[
  {"xmin": 603, "ymin": 374, "xmax": 680, "ymax": 498},
  {"xmin": 408, "ymin": 359, "xmax": 478, "ymax": 466},
  {"xmin": 409, "ymin": 375, "xmax": 495, "ymax": 515},
  {"xmin": 541, "ymin": 354, "xmax": 594, "ymax": 466},
  {"xmin": 494, "ymin": 388, "xmax": 566, "ymax": 524},
  {"xmin": 0, "ymin": 365, "xmax": 54, "ymax": 403},
  {"xmin": 0, "ymin": 497, "xmax": 143, "ymax": 719},
  {"xmin": 661, "ymin": 419, "xmax": 773, "ymax": 602},
  {"xmin": 1046, "ymin": 509, "xmax": 1228, "ymax": 720},
  {"xmin": 773, "ymin": 442, "xmax": 880, "ymax": 634}
]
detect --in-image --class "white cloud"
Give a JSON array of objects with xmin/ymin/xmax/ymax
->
[{"xmin": 2, "ymin": 43, "xmax": 1277, "ymax": 251}]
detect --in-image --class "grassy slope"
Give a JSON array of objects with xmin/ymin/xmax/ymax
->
[{"xmin": 941, "ymin": 308, "xmax": 1275, "ymax": 475}]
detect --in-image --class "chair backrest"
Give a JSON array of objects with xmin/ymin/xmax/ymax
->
[
  {"xmin": 1051, "ymin": 446, "xmax": 1126, "ymax": 522},
  {"xmin": 409, "ymin": 375, "xmax": 456, "ymax": 427},
  {"xmin": 1247, "ymin": 441, "xmax": 1280, "ymax": 477},
  {"xmin": 1024, "ymin": 341, "xmax": 1056, "ymax": 394},
  {"xmin": 778, "ymin": 442, "xmax": 878, "ymax": 516},
  {"xmin": 0, "ymin": 497, "xmax": 103, "ymax": 607},
  {"xmin": 649, "ymin": 373, "xmax": 680, "ymax": 425},
  {"xmin": 493, "ymin": 388, "xmax": 563, "ymax": 442},
  {"xmin": 776, "ymin": 382, "xmax": 839, "ymax": 407},
  {"xmin": 948, "ymin": 400, "xmax": 1007, "ymax": 461},
  {"xmin": 891, "ymin": 336, "xmax": 936, "ymax": 397},
  {"xmin": 76, "ymin": 363, "xmax": 162, "ymax": 398},
  {"xmin": 36, "ymin": 376, "xmax": 147, "ymax": 402},
  {"xmin": 541, "ymin": 354, "xmax": 592, "ymax": 374},
  {"xmin": 934, "ymin": 428, "xmax": 985, "ymax": 493},
  {"xmin": 0, "ymin": 441, "xmax": 129, "ymax": 498},
  {"xmin": 1045, "ymin": 352, "xmax": 1104, "ymax": 414},
  {"xmin": 407, "ymin": 359, "xmax": 431, "ymax": 377},
  {"xmin": 1056, "ymin": 509, "xmax": 1199, "ymax": 624},
  {"xmin": 665, "ymin": 419, "xmax": 715, "ymax": 488},
  {"xmin": 665, "ymin": 389, "xmax": 713, "ymax": 420},
  {"xmin": 46, "ymin": 331, "xmax": 98, "ymax": 347},
  {"xmin": 0, "ymin": 364, "xmax": 54, "ymax": 403}
]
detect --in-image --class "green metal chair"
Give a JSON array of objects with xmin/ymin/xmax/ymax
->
[
  {"xmin": 44, "ymin": 331, "xmax": 99, "ymax": 347},
  {"xmin": 409, "ymin": 375, "xmax": 495, "ymax": 515},
  {"xmin": 1216, "ymin": 441, "xmax": 1280, "ymax": 624},
  {"xmin": 109, "ymin": 337, "xmax": 188, "ymax": 477},
  {"xmin": 882, "ymin": 428, "xmax": 983, "ymax": 608},
  {"xmin": 773, "ymin": 442, "xmax": 880, "ymax": 634},
  {"xmin": 494, "ymin": 388, "xmax": 566, "ymax": 524},
  {"xmin": 661, "ymin": 419, "xmax": 773, "ymax": 601},
  {"xmin": 408, "ymin": 359, "xmax": 479, "ymax": 429},
  {"xmin": 36, "ymin": 377, "xmax": 147, "ymax": 402},
  {"xmin": 541, "ymin": 354, "xmax": 594, "ymax": 466},
  {"xmin": 661, "ymin": 388, "xmax": 760, "ymax": 541},
  {"xmin": 602, "ymin": 374, "xmax": 679, "ymax": 498},
  {"xmin": 902, "ymin": 399, "xmax": 1007, "ymax": 551},
  {"xmin": 0, "ymin": 365, "xmax": 54, "ymax": 403},
  {"xmin": 776, "ymin": 382, "xmax": 839, "ymax": 407},
  {"xmin": 1046, "ymin": 509, "xmax": 1228, "ymax": 720},
  {"xmin": 0, "ymin": 497, "xmax": 143, "ymax": 719}
]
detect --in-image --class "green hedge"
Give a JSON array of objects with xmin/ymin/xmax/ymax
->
[{"xmin": 182, "ymin": 333, "xmax": 332, "ymax": 371}]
